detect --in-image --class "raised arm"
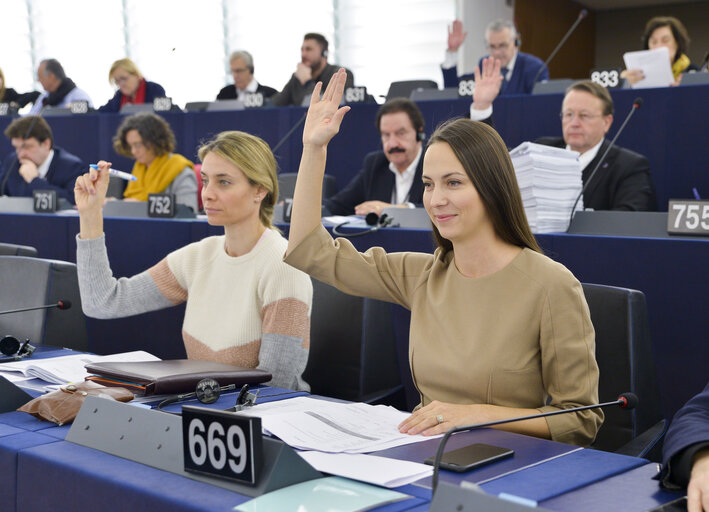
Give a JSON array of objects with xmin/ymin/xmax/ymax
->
[
  {"xmin": 75, "ymin": 160, "xmax": 111, "ymax": 239},
  {"xmin": 286, "ymin": 68, "xmax": 350, "ymax": 254}
]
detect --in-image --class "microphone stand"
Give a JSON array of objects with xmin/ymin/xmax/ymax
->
[
  {"xmin": 531, "ymin": 9, "xmax": 588, "ymax": 86},
  {"xmin": 431, "ymin": 394, "xmax": 636, "ymax": 493},
  {"xmin": 567, "ymin": 98, "xmax": 643, "ymax": 230}
]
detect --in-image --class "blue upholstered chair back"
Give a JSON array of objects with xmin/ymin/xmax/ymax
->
[{"xmin": 0, "ymin": 256, "xmax": 89, "ymax": 351}]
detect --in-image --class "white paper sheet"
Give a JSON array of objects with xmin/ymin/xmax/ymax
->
[
  {"xmin": 298, "ymin": 451, "xmax": 433, "ymax": 488},
  {"xmin": 623, "ymin": 47, "xmax": 674, "ymax": 88},
  {"xmin": 237, "ymin": 396, "xmax": 440, "ymax": 453},
  {"xmin": 0, "ymin": 350, "xmax": 160, "ymax": 385}
]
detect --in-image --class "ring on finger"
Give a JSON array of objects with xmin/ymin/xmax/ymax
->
[{"xmin": 436, "ymin": 414, "xmax": 444, "ymax": 424}]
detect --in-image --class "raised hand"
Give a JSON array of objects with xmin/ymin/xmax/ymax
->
[
  {"xmin": 472, "ymin": 56, "xmax": 503, "ymax": 111},
  {"xmin": 447, "ymin": 20, "xmax": 467, "ymax": 52},
  {"xmin": 302, "ymin": 68, "xmax": 351, "ymax": 148},
  {"xmin": 75, "ymin": 161, "xmax": 110, "ymax": 215}
]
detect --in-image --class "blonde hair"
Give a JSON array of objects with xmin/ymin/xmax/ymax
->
[
  {"xmin": 109, "ymin": 58, "xmax": 142, "ymax": 84},
  {"xmin": 198, "ymin": 131, "xmax": 279, "ymax": 228}
]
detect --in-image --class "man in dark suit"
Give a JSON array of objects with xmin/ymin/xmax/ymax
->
[
  {"xmin": 536, "ymin": 81, "xmax": 656, "ymax": 211},
  {"xmin": 0, "ymin": 116, "xmax": 85, "ymax": 204},
  {"xmin": 323, "ymin": 98, "xmax": 425, "ymax": 216},
  {"xmin": 216, "ymin": 50, "xmax": 277, "ymax": 101},
  {"xmin": 442, "ymin": 19, "xmax": 548, "ymax": 95},
  {"xmin": 660, "ymin": 379, "xmax": 709, "ymax": 510}
]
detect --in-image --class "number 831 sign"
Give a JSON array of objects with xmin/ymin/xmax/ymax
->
[{"xmin": 182, "ymin": 406, "xmax": 263, "ymax": 485}]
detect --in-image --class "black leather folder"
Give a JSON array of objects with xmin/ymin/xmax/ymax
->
[{"xmin": 84, "ymin": 359, "xmax": 272, "ymax": 395}]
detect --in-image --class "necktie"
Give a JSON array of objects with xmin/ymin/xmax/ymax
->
[{"xmin": 500, "ymin": 67, "xmax": 509, "ymax": 93}]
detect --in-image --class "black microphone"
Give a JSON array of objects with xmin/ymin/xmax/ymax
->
[
  {"xmin": 332, "ymin": 213, "xmax": 393, "ymax": 238},
  {"xmin": 430, "ymin": 392, "xmax": 638, "ymax": 493},
  {"xmin": 0, "ymin": 300, "xmax": 72, "ymax": 316},
  {"xmin": 567, "ymin": 97, "xmax": 643, "ymax": 230},
  {"xmin": 531, "ymin": 9, "xmax": 588, "ymax": 86},
  {"xmin": 272, "ymin": 111, "xmax": 308, "ymax": 154}
]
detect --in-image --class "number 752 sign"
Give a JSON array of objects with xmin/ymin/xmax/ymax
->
[{"xmin": 667, "ymin": 199, "xmax": 709, "ymax": 235}]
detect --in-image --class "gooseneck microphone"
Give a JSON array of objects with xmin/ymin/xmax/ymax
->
[
  {"xmin": 430, "ymin": 392, "xmax": 638, "ymax": 493},
  {"xmin": 0, "ymin": 300, "xmax": 72, "ymax": 316},
  {"xmin": 531, "ymin": 9, "xmax": 588, "ymax": 86},
  {"xmin": 332, "ymin": 212, "xmax": 393, "ymax": 238},
  {"xmin": 567, "ymin": 97, "xmax": 643, "ymax": 230}
]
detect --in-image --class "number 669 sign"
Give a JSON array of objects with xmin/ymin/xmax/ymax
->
[{"xmin": 182, "ymin": 406, "xmax": 263, "ymax": 485}]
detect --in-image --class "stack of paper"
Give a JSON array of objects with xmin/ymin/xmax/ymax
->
[{"xmin": 510, "ymin": 142, "xmax": 583, "ymax": 233}]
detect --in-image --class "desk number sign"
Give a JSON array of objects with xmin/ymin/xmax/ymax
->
[
  {"xmin": 182, "ymin": 406, "xmax": 262, "ymax": 485},
  {"xmin": 33, "ymin": 190, "xmax": 57, "ymax": 213},
  {"xmin": 668, "ymin": 199, "xmax": 709, "ymax": 235},
  {"xmin": 590, "ymin": 69, "xmax": 622, "ymax": 89},
  {"xmin": 148, "ymin": 193, "xmax": 176, "ymax": 218}
]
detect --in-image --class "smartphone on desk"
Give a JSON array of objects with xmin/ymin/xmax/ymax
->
[{"xmin": 424, "ymin": 443, "xmax": 514, "ymax": 472}]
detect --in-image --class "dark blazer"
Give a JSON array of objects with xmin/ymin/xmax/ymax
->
[
  {"xmin": 0, "ymin": 88, "xmax": 40, "ymax": 108},
  {"xmin": 660, "ymin": 379, "xmax": 709, "ymax": 488},
  {"xmin": 323, "ymin": 150, "xmax": 424, "ymax": 216},
  {"xmin": 535, "ymin": 137, "xmax": 657, "ymax": 212},
  {"xmin": 97, "ymin": 80, "xmax": 167, "ymax": 113},
  {"xmin": 216, "ymin": 82, "xmax": 278, "ymax": 100},
  {"xmin": 0, "ymin": 146, "xmax": 85, "ymax": 204},
  {"xmin": 442, "ymin": 51, "xmax": 548, "ymax": 95}
]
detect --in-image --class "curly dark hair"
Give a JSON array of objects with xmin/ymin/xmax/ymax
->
[
  {"xmin": 642, "ymin": 16, "xmax": 690, "ymax": 63},
  {"xmin": 112, "ymin": 112, "xmax": 176, "ymax": 158}
]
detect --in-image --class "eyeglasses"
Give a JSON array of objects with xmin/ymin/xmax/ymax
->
[
  {"xmin": 113, "ymin": 75, "xmax": 133, "ymax": 85},
  {"xmin": 487, "ymin": 42, "xmax": 511, "ymax": 51},
  {"xmin": 231, "ymin": 67, "xmax": 249, "ymax": 74},
  {"xmin": 559, "ymin": 111, "xmax": 603, "ymax": 122}
]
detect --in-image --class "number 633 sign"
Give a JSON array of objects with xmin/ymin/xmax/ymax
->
[{"xmin": 182, "ymin": 406, "xmax": 263, "ymax": 485}]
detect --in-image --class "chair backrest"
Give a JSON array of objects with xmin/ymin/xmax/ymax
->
[
  {"xmin": 304, "ymin": 278, "xmax": 404, "ymax": 407},
  {"xmin": 0, "ymin": 256, "xmax": 89, "ymax": 351},
  {"xmin": 278, "ymin": 173, "xmax": 337, "ymax": 200},
  {"xmin": 582, "ymin": 283, "xmax": 663, "ymax": 452},
  {"xmin": 119, "ymin": 103, "xmax": 154, "ymax": 114},
  {"xmin": 386, "ymin": 80, "xmax": 438, "ymax": 101},
  {"xmin": 0, "ymin": 242, "xmax": 38, "ymax": 257},
  {"xmin": 106, "ymin": 175, "xmax": 128, "ymax": 199},
  {"xmin": 410, "ymin": 87, "xmax": 459, "ymax": 102}
]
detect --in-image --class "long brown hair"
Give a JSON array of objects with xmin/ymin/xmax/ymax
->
[{"xmin": 427, "ymin": 118, "xmax": 541, "ymax": 254}]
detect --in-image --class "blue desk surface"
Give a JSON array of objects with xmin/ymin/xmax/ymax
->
[{"xmin": 1, "ymin": 399, "xmax": 681, "ymax": 512}]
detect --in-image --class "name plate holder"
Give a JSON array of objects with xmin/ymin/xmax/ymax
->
[{"xmin": 66, "ymin": 396, "xmax": 322, "ymax": 497}]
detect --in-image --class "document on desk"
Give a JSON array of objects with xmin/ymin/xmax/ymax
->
[
  {"xmin": 237, "ymin": 396, "xmax": 440, "ymax": 453},
  {"xmin": 298, "ymin": 451, "xmax": 433, "ymax": 488},
  {"xmin": 0, "ymin": 351, "xmax": 159, "ymax": 385}
]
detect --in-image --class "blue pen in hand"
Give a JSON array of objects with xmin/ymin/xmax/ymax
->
[{"xmin": 89, "ymin": 163, "xmax": 137, "ymax": 182}]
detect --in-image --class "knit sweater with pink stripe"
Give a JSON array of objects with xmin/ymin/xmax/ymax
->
[{"xmin": 76, "ymin": 229, "xmax": 312, "ymax": 390}]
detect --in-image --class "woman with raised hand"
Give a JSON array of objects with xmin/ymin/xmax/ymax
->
[
  {"xmin": 285, "ymin": 69, "xmax": 602, "ymax": 445},
  {"xmin": 75, "ymin": 131, "xmax": 313, "ymax": 390}
]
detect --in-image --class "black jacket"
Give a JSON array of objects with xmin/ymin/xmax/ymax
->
[
  {"xmin": 323, "ymin": 151, "xmax": 424, "ymax": 216},
  {"xmin": 536, "ymin": 137, "xmax": 657, "ymax": 211}
]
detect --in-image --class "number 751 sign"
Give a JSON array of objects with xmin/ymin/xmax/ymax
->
[{"xmin": 667, "ymin": 199, "xmax": 709, "ymax": 235}]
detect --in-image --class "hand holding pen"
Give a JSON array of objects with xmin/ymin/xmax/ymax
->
[{"xmin": 89, "ymin": 163, "xmax": 137, "ymax": 182}]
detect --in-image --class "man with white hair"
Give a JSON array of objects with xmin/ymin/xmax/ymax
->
[
  {"xmin": 442, "ymin": 19, "xmax": 548, "ymax": 95},
  {"xmin": 216, "ymin": 50, "xmax": 277, "ymax": 101}
]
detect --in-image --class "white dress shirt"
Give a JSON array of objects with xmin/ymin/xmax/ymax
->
[{"xmin": 389, "ymin": 147, "xmax": 422, "ymax": 205}]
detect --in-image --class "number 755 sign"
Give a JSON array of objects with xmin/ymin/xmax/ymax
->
[{"xmin": 667, "ymin": 199, "xmax": 709, "ymax": 235}]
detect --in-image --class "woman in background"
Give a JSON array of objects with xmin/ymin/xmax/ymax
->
[
  {"xmin": 98, "ymin": 58, "xmax": 166, "ymax": 113},
  {"xmin": 112, "ymin": 112, "xmax": 198, "ymax": 211},
  {"xmin": 285, "ymin": 69, "xmax": 602, "ymax": 445},
  {"xmin": 623, "ymin": 16, "xmax": 698, "ymax": 86},
  {"xmin": 74, "ymin": 131, "xmax": 312, "ymax": 390}
]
